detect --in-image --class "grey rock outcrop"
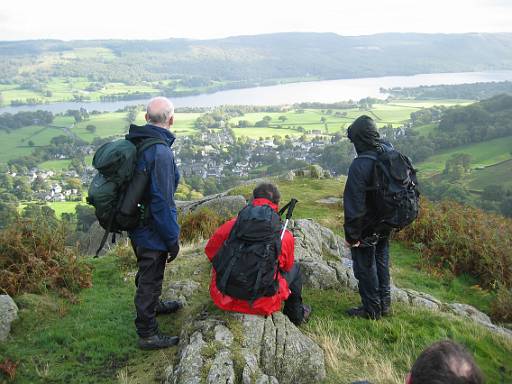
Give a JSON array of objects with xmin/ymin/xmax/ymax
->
[
  {"xmin": 291, "ymin": 219, "xmax": 350, "ymax": 289},
  {"xmin": 178, "ymin": 194, "xmax": 246, "ymax": 218},
  {"xmin": 165, "ymin": 312, "xmax": 325, "ymax": 384},
  {"xmin": 0, "ymin": 295, "xmax": 18, "ymax": 342},
  {"xmin": 309, "ymin": 165, "xmax": 324, "ymax": 179},
  {"xmin": 162, "ymin": 280, "xmax": 201, "ymax": 306},
  {"xmin": 283, "ymin": 171, "xmax": 295, "ymax": 181},
  {"xmin": 315, "ymin": 197, "xmax": 342, "ymax": 205}
]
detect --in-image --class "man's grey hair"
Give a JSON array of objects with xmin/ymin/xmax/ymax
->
[{"xmin": 146, "ymin": 97, "xmax": 174, "ymax": 125}]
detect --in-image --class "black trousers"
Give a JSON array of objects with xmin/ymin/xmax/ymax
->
[
  {"xmin": 282, "ymin": 263, "xmax": 304, "ymax": 325},
  {"xmin": 350, "ymin": 236, "xmax": 390, "ymax": 317},
  {"xmin": 133, "ymin": 246, "xmax": 167, "ymax": 337}
]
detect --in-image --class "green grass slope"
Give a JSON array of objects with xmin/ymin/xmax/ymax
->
[
  {"xmin": 1, "ymin": 176, "xmax": 511, "ymax": 383},
  {"xmin": 416, "ymin": 135, "xmax": 512, "ymax": 177}
]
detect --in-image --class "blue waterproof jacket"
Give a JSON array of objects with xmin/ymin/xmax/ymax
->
[
  {"xmin": 343, "ymin": 141, "xmax": 393, "ymax": 243},
  {"xmin": 126, "ymin": 124, "xmax": 180, "ymax": 251}
]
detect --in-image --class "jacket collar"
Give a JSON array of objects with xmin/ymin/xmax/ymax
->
[
  {"xmin": 252, "ymin": 198, "xmax": 278, "ymax": 212},
  {"xmin": 125, "ymin": 124, "xmax": 176, "ymax": 147}
]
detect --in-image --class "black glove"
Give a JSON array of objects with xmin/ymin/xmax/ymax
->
[{"xmin": 167, "ymin": 242, "xmax": 180, "ymax": 263}]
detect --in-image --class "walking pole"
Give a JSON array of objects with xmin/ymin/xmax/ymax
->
[{"xmin": 281, "ymin": 198, "xmax": 298, "ymax": 240}]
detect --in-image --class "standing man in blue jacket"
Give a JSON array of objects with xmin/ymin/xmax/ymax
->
[
  {"xmin": 343, "ymin": 115, "xmax": 393, "ymax": 320},
  {"xmin": 126, "ymin": 97, "xmax": 182, "ymax": 349}
]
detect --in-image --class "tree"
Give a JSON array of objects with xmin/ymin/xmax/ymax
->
[
  {"xmin": 13, "ymin": 177, "xmax": 32, "ymax": 200},
  {"xmin": 22, "ymin": 203, "xmax": 57, "ymax": 224},
  {"xmin": 0, "ymin": 201, "xmax": 18, "ymax": 228},
  {"xmin": 126, "ymin": 108, "xmax": 138, "ymax": 124},
  {"xmin": 0, "ymin": 173, "xmax": 14, "ymax": 191},
  {"xmin": 278, "ymin": 115, "xmax": 287, "ymax": 123},
  {"xmin": 70, "ymin": 156, "xmax": 86, "ymax": 174},
  {"xmin": 481, "ymin": 185, "xmax": 505, "ymax": 202},
  {"xmin": 86, "ymin": 124, "xmax": 97, "ymax": 133},
  {"xmin": 500, "ymin": 197, "xmax": 512, "ymax": 217},
  {"xmin": 75, "ymin": 204, "xmax": 96, "ymax": 232},
  {"xmin": 255, "ymin": 120, "xmax": 269, "ymax": 128},
  {"xmin": 31, "ymin": 176, "xmax": 48, "ymax": 192},
  {"xmin": 238, "ymin": 120, "xmax": 251, "ymax": 128},
  {"xmin": 65, "ymin": 177, "xmax": 83, "ymax": 192}
]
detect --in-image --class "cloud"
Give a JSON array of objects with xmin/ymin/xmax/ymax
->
[{"xmin": 0, "ymin": 0, "xmax": 510, "ymax": 40}]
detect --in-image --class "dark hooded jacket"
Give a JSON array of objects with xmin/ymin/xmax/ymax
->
[
  {"xmin": 343, "ymin": 116, "xmax": 392, "ymax": 243},
  {"xmin": 126, "ymin": 124, "xmax": 180, "ymax": 252}
]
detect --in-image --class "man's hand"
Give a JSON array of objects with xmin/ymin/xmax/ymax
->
[
  {"xmin": 344, "ymin": 239, "xmax": 361, "ymax": 248},
  {"xmin": 167, "ymin": 242, "xmax": 180, "ymax": 263}
]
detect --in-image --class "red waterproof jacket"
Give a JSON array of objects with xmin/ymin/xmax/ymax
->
[{"xmin": 205, "ymin": 198, "xmax": 295, "ymax": 316}]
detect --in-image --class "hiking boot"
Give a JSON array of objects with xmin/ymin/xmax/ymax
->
[
  {"xmin": 302, "ymin": 304, "xmax": 312, "ymax": 324},
  {"xmin": 138, "ymin": 332, "xmax": 179, "ymax": 350},
  {"xmin": 346, "ymin": 306, "xmax": 381, "ymax": 320},
  {"xmin": 155, "ymin": 300, "xmax": 183, "ymax": 315},
  {"xmin": 381, "ymin": 306, "xmax": 393, "ymax": 317}
]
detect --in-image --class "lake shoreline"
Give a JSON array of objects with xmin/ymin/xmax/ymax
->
[{"xmin": 2, "ymin": 70, "xmax": 512, "ymax": 114}]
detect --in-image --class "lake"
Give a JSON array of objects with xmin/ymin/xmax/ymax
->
[{"xmin": 2, "ymin": 70, "xmax": 512, "ymax": 114}]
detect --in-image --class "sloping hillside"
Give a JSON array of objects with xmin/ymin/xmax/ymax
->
[
  {"xmin": 1, "ymin": 175, "xmax": 511, "ymax": 383},
  {"xmin": 2, "ymin": 33, "xmax": 512, "ymax": 104}
]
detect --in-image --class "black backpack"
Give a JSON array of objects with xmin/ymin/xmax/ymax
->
[
  {"xmin": 212, "ymin": 203, "xmax": 283, "ymax": 302},
  {"xmin": 360, "ymin": 149, "xmax": 420, "ymax": 231},
  {"xmin": 87, "ymin": 136, "xmax": 167, "ymax": 256}
]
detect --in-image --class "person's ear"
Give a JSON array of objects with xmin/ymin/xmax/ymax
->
[
  {"xmin": 405, "ymin": 372, "xmax": 412, "ymax": 384},
  {"xmin": 169, "ymin": 115, "xmax": 174, "ymax": 126},
  {"xmin": 145, "ymin": 113, "xmax": 149, "ymax": 122}
]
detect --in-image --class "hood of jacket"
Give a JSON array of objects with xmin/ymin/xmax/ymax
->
[
  {"xmin": 347, "ymin": 115, "xmax": 380, "ymax": 154},
  {"xmin": 125, "ymin": 124, "xmax": 176, "ymax": 147},
  {"xmin": 251, "ymin": 197, "xmax": 279, "ymax": 212}
]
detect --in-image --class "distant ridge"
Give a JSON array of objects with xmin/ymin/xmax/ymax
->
[{"xmin": 2, "ymin": 32, "xmax": 512, "ymax": 82}]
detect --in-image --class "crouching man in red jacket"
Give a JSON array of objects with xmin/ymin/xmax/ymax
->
[{"xmin": 205, "ymin": 183, "xmax": 311, "ymax": 325}]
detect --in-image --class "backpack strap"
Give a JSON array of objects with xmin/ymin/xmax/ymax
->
[
  {"xmin": 134, "ymin": 137, "xmax": 168, "ymax": 224},
  {"xmin": 357, "ymin": 154, "xmax": 379, "ymax": 191},
  {"xmin": 251, "ymin": 243, "xmax": 271, "ymax": 304},
  {"xmin": 218, "ymin": 244, "xmax": 243, "ymax": 293},
  {"xmin": 136, "ymin": 138, "xmax": 168, "ymax": 155},
  {"xmin": 95, "ymin": 215, "xmax": 115, "ymax": 258},
  {"xmin": 358, "ymin": 154, "xmax": 378, "ymax": 161},
  {"xmin": 95, "ymin": 138, "xmax": 167, "ymax": 258}
]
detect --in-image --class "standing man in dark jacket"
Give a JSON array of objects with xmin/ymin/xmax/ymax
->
[
  {"xmin": 343, "ymin": 115, "xmax": 392, "ymax": 320},
  {"xmin": 126, "ymin": 97, "xmax": 182, "ymax": 349}
]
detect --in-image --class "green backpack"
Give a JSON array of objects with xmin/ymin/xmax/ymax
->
[{"xmin": 87, "ymin": 137, "xmax": 166, "ymax": 256}]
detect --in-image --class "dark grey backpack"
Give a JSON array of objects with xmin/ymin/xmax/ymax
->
[{"xmin": 360, "ymin": 149, "xmax": 420, "ymax": 231}]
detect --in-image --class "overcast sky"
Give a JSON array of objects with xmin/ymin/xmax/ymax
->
[{"xmin": 0, "ymin": 0, "xmax": 511, "ymax": 41}]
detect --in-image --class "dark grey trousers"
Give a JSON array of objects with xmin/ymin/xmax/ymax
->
[
  {"xmin": 350, "ymin": 236, "xmax": 390, "ymax": 317},
  {"xmin": 133, "ymin": 246, "xmax": 167, "ymax": 337},
  {"xmin": 282, "ymin": 263, "xmax": 305, "ymax": 325}
]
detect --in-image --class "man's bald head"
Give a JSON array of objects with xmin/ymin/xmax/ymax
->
[{"xmin": 146, "ymin": 97, "xmax": 174, "ymax": 128}]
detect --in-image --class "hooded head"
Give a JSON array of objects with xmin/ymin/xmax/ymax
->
[{"xmin": 347, "ymin": 115, "xmax": 380, "ymax": 154}]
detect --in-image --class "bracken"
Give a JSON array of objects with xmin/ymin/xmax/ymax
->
[{"xmin": 0, "ymin": 217, "xmax": 92, "ymax": 297}]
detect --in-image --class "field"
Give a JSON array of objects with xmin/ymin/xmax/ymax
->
[
  {"xmin": 19, "ymin": 200, "xmax": 84, "ymax": 218},
  {"xmin": 0, "ymin": 99, "xmax": 478, "ymax": 173},
  {"xmin": 229, "ymin": 101, "xmax": 458, "ymax": 138},
  {"xmin": 416, "ymin": 135, "xmax": 512, "ymax": 176},
  {"xmin": 467, "ymin": 159, "xmax": 512, "ymax": 189}
]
